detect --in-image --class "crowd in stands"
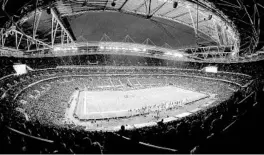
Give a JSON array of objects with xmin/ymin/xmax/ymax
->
[
  {"xmin": 1, "ymin": 54, "xmax": 264, "ymax": 77},
  {"xmin": 0, "ymin": 54, "xmax": 263, "ymax": 153},
  {"xmin": 12, "ymin": 73, "xmax": 224, "ymax": 123}
]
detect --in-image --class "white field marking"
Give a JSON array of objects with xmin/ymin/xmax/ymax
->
[
  {"xmin": 96, "ymin": 98, "xmax": 103, "ymax": 115},
  {"xmin": 98, "ymin": 85, "xmax": 112, "ymax": 88},
  {"xmin": 175, "ymin": 112, "xmax": 191, "ymax": 118},
  {"xmin": 134, "ymin": 122, "xmax": 157, "ymax": 128},
  {"xmin": 84, "ymin": 91, "xmax": 87, "ymax": 114},
  {"xmin": 162, "ymin": 116, "xmax": 178, "ymax": 123},
  {"xmin": 189, "ymin": 108, "xmax": 201, "ymax": 113},
  {"xmin": 84, "ymin": 109, "xmax": 128, "ymax": 114}
]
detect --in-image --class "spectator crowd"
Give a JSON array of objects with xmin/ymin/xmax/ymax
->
[{"xmin": 0, "ymin": 55, "xmax": 263, "ymax": 153}]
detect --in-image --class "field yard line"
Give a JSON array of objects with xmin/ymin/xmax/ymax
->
[
  {"xmin": 96, "ymin": 97, "xmax": 103, "ymax": 114},
  {"xmin": 86, "ymin": 109, "xmax": 128, "ymax": 114},
  {"xmin": 84, "ymin": 91, "xmax": 87, "ymax": 114}
]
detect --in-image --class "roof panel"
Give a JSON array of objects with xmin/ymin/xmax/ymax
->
[
  {"xmin": 165, "ymin": 6, "xmax": 186, "ymax": 18},
  {"xmin": 155, "ymin": 2, "xmax": 180, "ymax": 16},
  {"xmin": 122, "ymin": 0, "xmax": 145, "ymax": 12},
  {"xmin": 2, "ymin": 0, "xmax": 254, "ymax": 59}
]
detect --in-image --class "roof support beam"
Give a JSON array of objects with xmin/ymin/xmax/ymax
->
[
  {"xmin": 134, "ymin": 0, "xmax": 148, "ymax": 13},
  {"xmin": 216, "ymin": 0, "xmax": 241, "ymax": 9},
  {"xmin": 51, "ymin": 8, "xmax": 75, "ymax": 47},
  {"xmin": 147, "ymin": 2, "xmax": 167, "ymax": 19},
  {"xmin": 188, "ymin": 8, "xmax": 197, "ymax": 36},
  {"xmin": 0, "ymin": 29, "xmax": 5, "ymax": 47},
  {"xmin": 32, "ymin": 10, "xmax": 42, "ymax": 40},
  {"xmin": 186, "ymin": 45, "xmax": 233, "ymax": 60},
  {"xmin": 172, "ymin": 12, "xmax": 189, "ymax": 19},
  {"xmin": 212, "ymin": 20, "xmax": 222, "ymax": 46},
  {"xmin": 237, "ymin": 0, "xmax": 256, "ymax": 35},
  {"xmin": 104, "ymin": 0, "xmax": 109, "ymax": 11},
  {"xmin": 1, "ymin": 27, "xmax": 51, "ymax": 51},
  {"xmin": 119, "ymin": 0, "xmax": 129, "ymax": 11}
]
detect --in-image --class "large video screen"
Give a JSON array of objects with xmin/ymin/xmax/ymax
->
[
  {"xmin": 13, "ymin": 64, "xmax": 27, "ymax": 75},
  {"xmin": 204, "ymin": 66, "xmax": 218, "ymax": 73}
]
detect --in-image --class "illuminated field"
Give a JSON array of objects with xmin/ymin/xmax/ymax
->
[{"xmin": 74, "ymin": 86, "xmax": 208, "ymax": 120}]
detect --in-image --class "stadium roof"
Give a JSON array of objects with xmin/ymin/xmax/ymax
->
[{"xmin": 0, "ymin": 0, "xmax": 263, "ymax": 62}]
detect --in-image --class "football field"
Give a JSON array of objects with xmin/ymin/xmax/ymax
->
[{"xmin": 74, "ymin": 86, "xmax": 208, "ymax": 120}]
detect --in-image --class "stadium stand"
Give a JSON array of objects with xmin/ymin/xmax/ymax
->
[{"xmin": 0, "ymin": 55, "xmax": 261, "ymax": 153}]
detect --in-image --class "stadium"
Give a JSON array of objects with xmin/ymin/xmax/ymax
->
[{"xmin": 0, "ymin": 0, "xmax": 264, "ymax": 154}]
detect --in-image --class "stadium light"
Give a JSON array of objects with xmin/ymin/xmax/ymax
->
[
  {"xmin": 53, "ymin": 47, "xmax": 62, "ymax": 52},
  {"xmin": 176, "ymin": 53, "xmax": 183, "ymax": 57},
  {"xmin": 133, "ymin": 48, "xmax": 140, "ymax": 52},
  {"xmin": 53, "ymin": 46, "xmax": 78, "ymax": 52},
  {"xmin": 173, "ymin": 53, "xmax": 183, "ymax": 58},
  {"xmin": 72, "ymin": 47, "xmax": 78, "ymax": 51},
  {"xmin": 108, "ymin": 46, "xmax": 113, "ymax": 50},
  {"xmin": 165, "ymin": 52, "xmax": 183, "ymax": 58},
  {"xmin": 165, "ymin": 52, "xmax": 173, "ymax": 55}
]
